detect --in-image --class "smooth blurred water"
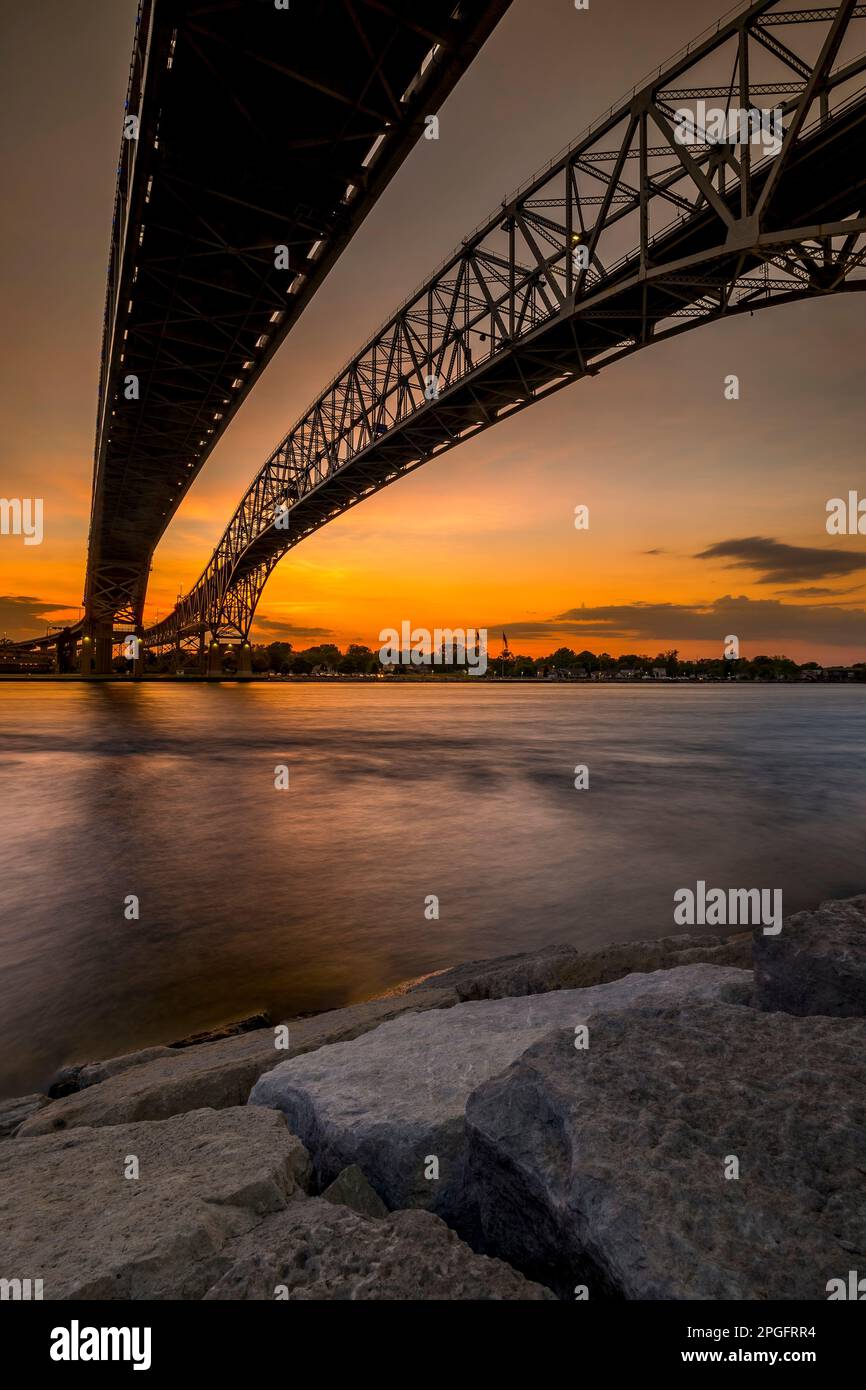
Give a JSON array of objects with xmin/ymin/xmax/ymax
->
[{"xmin": 0, "ymin": 681, "xmax": 863, "ymax": 1097}]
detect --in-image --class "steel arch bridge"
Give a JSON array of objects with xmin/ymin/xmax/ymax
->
[
  {"xmin": 143, "ymin": 0, "xmax": 866, "ymax": 660},
  {"xmin": 75, "ymin": 0, "xmax": 514, "ymax": 672}
]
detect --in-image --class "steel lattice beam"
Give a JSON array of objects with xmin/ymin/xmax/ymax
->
[
  {"xmin": 82, "ymin": 0, "xmax": 515, "ymax": 643},
  {"xmin": 139, "ymin": 0, "xmax": 866, "ymax": 647}
]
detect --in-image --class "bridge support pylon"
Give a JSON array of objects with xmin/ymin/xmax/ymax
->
[
  {"xmin": 207, "ymin": 640, "xmax": 224, "ymax": 677},
  {"xmin": 54, "ymin": 629, "xmax": 75, "ymax": 675},
  {"xmin": 132, "ymin": 630, "xmax": 145, "ymax": 679},
  {"xmin": 80, "ymin": 619, "xmax": 114, "ymax": 676},
  {"xmin": 237, "ymin": 641, "xmax": 252, "ymax": 678}
]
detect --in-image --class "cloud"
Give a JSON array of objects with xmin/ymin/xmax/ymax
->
[
  {"xmin": 695, "ymin": 536, "xmax": 866, "ymax": 584},
  {"xmin": 774, "ymin": 585, "xmax": 865, "ymax": 598},
  {"xmin": 486, "ymin": 594, "xmax": 866, "ymax": 649},
  {"xmin": 0, "ymin": 595, "xmax": 79, "ymax": 640},
  {"xmin": 252, "ymin": 616, "xmax": 334, "ymax": 641}
]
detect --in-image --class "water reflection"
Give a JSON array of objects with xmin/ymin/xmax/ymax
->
[{"xmin": 0, "ymin": 682, "xmax": 863, "ymax": 1096}]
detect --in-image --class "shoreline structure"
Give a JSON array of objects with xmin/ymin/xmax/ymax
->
[{"xmin": 1, "ymin": 894, "xmax": 863, "ymax": 1300}]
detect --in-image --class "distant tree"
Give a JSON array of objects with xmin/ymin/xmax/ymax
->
[
  {"xmin": 300, "ymin": 643, "xmax": 341, "ymax": 672},
  {"xmin": 343, "ymin": 643, "xmax": 375, "ymax": 674},
  {"xmin": 264, "ymin": 641, "xmax": 293, "ymax": 673}
]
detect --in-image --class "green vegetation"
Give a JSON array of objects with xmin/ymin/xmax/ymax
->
[{"xmin": 223, "ymin": 643, "xmax": 866, "ymax": 681}]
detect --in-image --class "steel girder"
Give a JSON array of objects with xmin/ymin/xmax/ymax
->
[
  {"xmin": 83, "ymin": 0, "xmax": 515, "ymax": 632},
  {"xmin": 145, "ymin": 0, "xmax": 866, "ymax": 648}
]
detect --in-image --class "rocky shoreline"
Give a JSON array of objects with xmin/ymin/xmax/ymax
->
[{"xmin": 1, "ymin": 899, "xmax": 864, "ymax": 1300}]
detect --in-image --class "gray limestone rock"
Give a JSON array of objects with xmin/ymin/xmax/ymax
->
[
  {"xmin": 250, "ymin": 965, "xmax": 751, "ymax": 1238},
  {"xmin": 204, "ymin": 1199, "xmax": 554, "ymax": 1300},
  {"xmin": 0, "ymin": 1092, "xmax": 50, "ymax": 1139},
  {"xmin": 411, "ymin": 932, "xmax": 751, "ymax": 1001},
  {"xmin": 321, "ymin": 1164, "xmax": 389, "ymax": 1219},
  {"xmin": 754, "ymin": 893, "xmax": 866, "ymax": 1016},
  {"xmin": 0, "ymin": 1106, "xmax": 311, "ymax": 1299},
  {"xmin": 19, "ymin": 991, "xmax": 455, "ymax": 1137},
  {"xmin": 465, "ymin": 1003, "xmax": 866, "ymax": 1299}
]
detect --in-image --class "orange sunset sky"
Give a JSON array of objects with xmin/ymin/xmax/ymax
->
[{"xmin": 2, "ymin": 0, "xmax": 865, "ymax": 663}]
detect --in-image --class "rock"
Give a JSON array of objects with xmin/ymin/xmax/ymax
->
[
  {"xmin": 47, "ymin": 1046, "xmax": 175, "ymax": 1098},
  {"xmin": 47, "ymin": 1065, "xmax": 86, "ymax": 1099},
  {"xmin": 410, "ymin": 932, "xmax": 751, "ymax": 1001},
  {"xmin": 754, "ymin": 893, "xmax": 866, "ymax": 1016},
  {"xmin": 0, "ymin": 1093, "xmax": 50, "ymax": 1140},
  {"xmin": 465, "ymin": 1003, "xmax": 866, "ymax": 1300},
  {"xmin": 0, "ymin": 1107, "xmax": 310, "ymax": 1299},
  {"xmin": 168, "ymin": 1013, "xmax": 271, "ymax": 1049},
  {"xmin": 204, "ymin": 1199, "xmax": 554, "ymax": 1300},
  {"xmin": 80, "ymin": 1046, "xmax": 176, "ymax": 1089},
  {"xmin": 250, "ymin": 965, "xmax": 750, "ymax": 1239},
  {"xmin": 322, "ymin": 1165, "xmax": 388, "ymax": 1219},
  {"xmin": 18, "ymin": 992, "xmax": 456, "ymax": 1137}
]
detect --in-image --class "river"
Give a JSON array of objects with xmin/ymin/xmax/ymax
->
[{"xmin": 0, "ymin": 681, "xmax": 863, "ymax": 1096}]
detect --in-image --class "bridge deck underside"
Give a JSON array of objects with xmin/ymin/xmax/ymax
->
[{"xmin": 87, "ymin": 0, "xmax": 513, "ymax": 624}]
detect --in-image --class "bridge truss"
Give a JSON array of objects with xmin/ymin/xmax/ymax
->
[
  {"xmin": 79, "ymin": 0, "xmax": 514, "ymax": 670},
  {"xmin": 145, "ymin": 0, "xmax": 866, "ymax": 650}
]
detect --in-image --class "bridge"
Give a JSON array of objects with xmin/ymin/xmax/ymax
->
[
  {"xmin": 15, "ymin": 0, "xmax": 866, "ymax": 673},
  {"xmin": 25, "ymin": 0, "xmax": 513, "ymax": 672}
]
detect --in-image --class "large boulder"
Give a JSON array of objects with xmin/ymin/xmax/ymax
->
[
  {"xmin": 754, "ymin": 894, "xmax": 866, "ymax": 1016},
  {"xmin": 18, "ymin": 991, "xmax": 455, "ymax": 1137},
  {"xmin": 0, "ymin": 1107, "xmax": 310, "ymax": 1299},
  {"xmin": 411, "ymin": 932, "xmax": 751, "ymax": 1001},
  {"xmin": 250, "ymin": 965, "xmax": 750, "ymax": 1239},
  {"xmin": 204, "ymin": 1199, "xmax": 554, "ymax": 1300},
  {"xmin": 465, "ymin": 1003, "xmax": 866, "ymax": 1300}
]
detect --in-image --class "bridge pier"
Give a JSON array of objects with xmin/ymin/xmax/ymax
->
[
  {"xmin": 237, "ymin": 641, "xmax": 252, "ymax": 678},
  {"xmin": 80, "ymin": 619, "xmax": 114, "ymax": 676},
  {"xmin": 132, "ymin": 630, "xmax": 145, "ymax": 679},
  {"xmin": 207, "ymin": 640, "xmax": 224, "ymax": 677},
  {"xmin": 54, "ymin": 629, "xmax": 75, "ymax": 675}
]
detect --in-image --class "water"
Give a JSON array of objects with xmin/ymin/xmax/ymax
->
[{"xmin": 0, "ymin": 681, "xmax": 863, "ymax": 1098}]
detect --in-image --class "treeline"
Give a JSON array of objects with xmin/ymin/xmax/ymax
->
[
  {"xmin": 249, "ymin": 642, "xmax": 374, "ymax": 675},
  {"xmin": 231, "ymin": 643, "xmax": 863, "ymax": 679}
]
